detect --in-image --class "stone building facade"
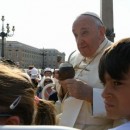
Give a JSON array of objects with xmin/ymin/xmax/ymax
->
[
  {"xmin": 0, "ymin": 40, "xmax": 65, "ymax": 69},
  {"xmin": 43, "ymin": 49, "xmax": 65, "ymax": 69}
]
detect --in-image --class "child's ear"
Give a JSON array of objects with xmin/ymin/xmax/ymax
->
[{"xmin": 5, "ymin": 116, "xmax": 20, "ymax": 125}]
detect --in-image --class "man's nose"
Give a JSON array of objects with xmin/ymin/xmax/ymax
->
[{"xmin": 77, "ymin": 37, "xmax": 84, "ymax": 45}]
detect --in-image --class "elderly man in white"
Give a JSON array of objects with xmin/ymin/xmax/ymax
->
[{"xmin": 57, "ymin": 12, "xmax": 124, "ymax": 130}]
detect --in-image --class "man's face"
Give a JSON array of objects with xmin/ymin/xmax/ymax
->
[
  {"xmin": 102, "ymin": 72, "xmax": 130, "ymax": 120},
  {"xmin": 44, "ymin": 71, "xmax": 52, "ymax": 77},
  {"xmin": 72, "ymin": 15, "xmax": 103, "ymax": 57}
]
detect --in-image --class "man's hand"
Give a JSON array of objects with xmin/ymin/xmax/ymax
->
[{"xmin": 59, "ymin": 79, "xmax": 93, "ymax": 102}]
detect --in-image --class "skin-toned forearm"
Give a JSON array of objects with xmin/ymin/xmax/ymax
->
[{"xmin": 60, "ymin": 79, "xmax": 93, "ymax": 103}]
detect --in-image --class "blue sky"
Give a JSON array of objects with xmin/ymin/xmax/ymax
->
[{"xmin": 0, "ymin": 0, "xmax": 130, "ymax": 60}]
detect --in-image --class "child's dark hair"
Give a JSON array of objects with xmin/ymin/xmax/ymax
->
[{"xmin": 99, "ymin": 38, "xmax": 130, "ymax": 83}]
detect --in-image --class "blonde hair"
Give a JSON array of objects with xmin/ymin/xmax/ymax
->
[{"xmin": 0, "ymin": 64, "xmax": 35, "ymax": 125}]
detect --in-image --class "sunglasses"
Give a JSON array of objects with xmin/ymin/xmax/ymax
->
[{"xmin": 44, "ymin": 80, "xmax": 52, "ymax": 83}]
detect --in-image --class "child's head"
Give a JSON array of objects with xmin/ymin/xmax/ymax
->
[{"xmin": 99, "ymin": 38, "xmax": 130, "ymax": 120}]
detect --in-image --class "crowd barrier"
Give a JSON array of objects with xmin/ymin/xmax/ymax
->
[{"xmin": 0, "ymin": 125, "xmax": 80, "ymax": 130}]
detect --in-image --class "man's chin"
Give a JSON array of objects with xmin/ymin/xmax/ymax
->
[{"xmin": 80, "ymin": 52, "xmax": 90, "ymax": 57}]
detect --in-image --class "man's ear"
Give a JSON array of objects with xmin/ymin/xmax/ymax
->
[
  {"xmin": 99, "ymin": 26, "xmax": 106, "ymax": 37},
  {"xmin": 5, "ymin": 116, "xmax": 20, "ymax": 125}
]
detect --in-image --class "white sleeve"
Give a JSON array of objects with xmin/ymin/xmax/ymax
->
[
  {"xmin": 93, "ymin": 88, "xmax": 106, "ymax": 116},
  {"xmin": 37, "ymin": 77, "xmax": 45, "ymax": 87}
]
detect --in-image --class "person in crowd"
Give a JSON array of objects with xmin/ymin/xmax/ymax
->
[
  {"xmin": 39, "ymin": 77, "xmax": 58, "ymax": 103},
  {"xmin": 52, "ymin": 69, "xmax": 60, "ymax": 92},
  {"xmin": 27, "ymin": 65, "xmax": 41, "ymax": 88},
  {"xmin": 57, "ymin": 12, "xmax": 124, "ymax": 130},
  {"xmin": 48, "ymin": 69, "xmax": 59, "ymax": 103},
  {"xmin": 27, "ymin": 65, "xmax": 38, "ymax": 76},
  {"xmin": 36, "ymin": 76, "xmax": 54, "ymax": 99},
  {"xmin": 38, "ymin": 67, "xmax": 53, "ymax": 88},
  {"xmin": 52, "ymin": 69, "xmax": 59, "ymax": 80},
  {"xmin": 98, "ymin": 38, "xmax": 130, "ymax": 130},
  {"xmin": 0, "ymin": 63, "xmax": 56, "ymax": 125},
  {"xmin": 43, "ymin": 67, "xmax": 53, "ymax": 78}
]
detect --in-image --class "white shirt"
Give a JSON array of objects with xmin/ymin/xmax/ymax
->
[
  {"xmin": 30, "ymin": 67, "xmax": 38, "ymax": 75},
  {"xmin": 109, "ymin": 122, "xmax": 130, "ymax": 130}
]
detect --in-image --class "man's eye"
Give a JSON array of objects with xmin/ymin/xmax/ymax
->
[{"xmin": 81, "ymin": 31, "xmax": 88, "ymax": 35}]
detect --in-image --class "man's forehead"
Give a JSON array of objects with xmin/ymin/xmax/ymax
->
[
  {"xmin": 72, "ymin": 16, "xmax": 94, "ymax": 31},
  {"xmin": 73, "ymin": 15, "xmax": 95, "ymax": 26}
]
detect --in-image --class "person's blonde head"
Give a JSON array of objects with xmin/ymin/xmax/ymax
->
[{"xmin": 0, "ymin": 64, "xmax": 34, "ymax": 125}]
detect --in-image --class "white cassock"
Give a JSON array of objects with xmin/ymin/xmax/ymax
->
[{"xmin": 58, "ymin": 38, "xmax": 125, "ymax": 130}]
